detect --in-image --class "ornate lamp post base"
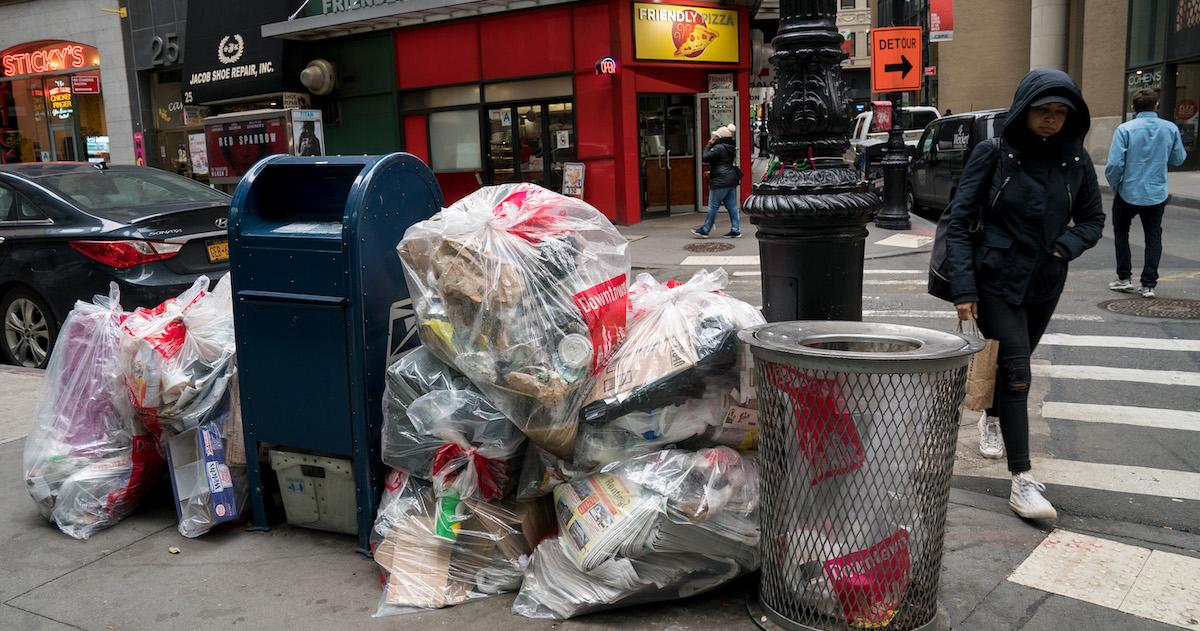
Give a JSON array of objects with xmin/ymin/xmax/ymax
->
[
  {"xmin": 875, "ymin": 126, "xmax": 913, "ymax": 230},
  {"xmin": 743, "ymin": 0, "xmax": 881, "ymax": 322}
]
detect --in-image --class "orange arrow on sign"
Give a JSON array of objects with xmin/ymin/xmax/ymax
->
[{"xmin": 871, "ymin": 26, "xmax": 923, "ymax": 93}]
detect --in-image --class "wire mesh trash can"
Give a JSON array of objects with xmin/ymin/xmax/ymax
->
[{"xmin": 739, "ymin": 322, "xmax": 981, "ymax": 631}]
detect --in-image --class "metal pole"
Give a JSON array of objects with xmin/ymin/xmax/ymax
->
[
  {"xmin": 742, "ymin": 0, "xmax": 880, "ymax": 322},
  {"xmin": 875, "ymin": 95, "xmax": 913, "ymax": 230},
  {"xmin": 758, "ymin": 102, "xmax": 770, "ymax": 158}
]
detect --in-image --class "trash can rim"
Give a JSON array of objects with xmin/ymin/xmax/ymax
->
[{"xmin": 738, "ymin": 321, "xmax": 982, "ymax": 362}]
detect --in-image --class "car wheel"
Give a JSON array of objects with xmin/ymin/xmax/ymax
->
[
  {"xmin": 1, "ymin": 287, "xmax": 58, "ymax": 369},
  {"xmin": 906, "ymin": 187, "xmax": 921, "ymax": 214}
]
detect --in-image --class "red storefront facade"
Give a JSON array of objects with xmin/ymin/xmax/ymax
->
[{"xmin": 393, "ymin": 0, "xmax": 753, "ymax": 225}]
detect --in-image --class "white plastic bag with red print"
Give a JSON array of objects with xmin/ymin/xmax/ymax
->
[
  {"xmin": 23, "ymin": 284, "xmax": 164, "ymax": 540},
  {"xmin": 121, "ymin": 274, "xmax": 236, "ymax": 438},
  {"xmin": 397, "ymin": 183, "xmax": 630, "ymax": 459}
]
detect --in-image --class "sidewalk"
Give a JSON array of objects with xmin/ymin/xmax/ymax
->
[
  {"xmin": 619, "ymin": 208, "xmax": 936, "ymax": 273},
  {"xmin": 1094, "ymin": 164, "xmax": 1200, "ymax": 210},
  {"xmin": 2, "ymin": 421, "xmax": 1193, "ymax": 631}
]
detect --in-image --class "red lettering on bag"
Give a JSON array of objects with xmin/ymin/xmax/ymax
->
[{"xmin": 573, "ymin": 275, "xmax": 629, "ymax": 372}]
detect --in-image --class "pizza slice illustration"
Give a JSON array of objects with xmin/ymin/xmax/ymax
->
[{"xmin": 672, "ymin": 10, "xmax": 719, "ymax": 58}]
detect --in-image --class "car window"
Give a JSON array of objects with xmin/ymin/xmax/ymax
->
[
  {"xmin": 39, "ymin": 169, "xmax": 228, "ymax": 211},
  {"xmin": 0, "ymin": 184, "xmax": 14, "ymax": 222},
  {"xmin": 896, "ymin": 110, "xmax": 938, "ymax": 131},
  {"xmin": 918, "ymin": 128, "xmax": 936, "ymax": 157},
  {"xmin": 989, "ymin": 114, "xmax": 1008, "ymax": 139},
  {"xmin": 935, "ymin": 119, "xmax": 971, "ymax": 152},
  {"xmin": 17, "ymin": 194, "xmax": 46, "ymax": 220}
]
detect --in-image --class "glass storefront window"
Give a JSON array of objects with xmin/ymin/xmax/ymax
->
[
  {"xmin": 485, "ymin": 100, "xmax": 574, "ymax": 188},
  {"xmin": 1126, "ymin": 68, "xmax": 1164, "ymax": 121},
  {"xmin": 1128, "ymin": 0, "xmax": 1167, "ymax": 68},
  {"xmin": 516, "ymin": 105, "xmax": 545, "ymax": 185},
  {"xmin": 429, "ymin": 109, "xmax": 482, "ymax": 172},
  {"xmin": 487, "ymin": 107, "xmax": 515, "ymax": 182},
  {"xmin": 1174, "ymin": 62, "xmax": 1200, "ymax": 170},
  {"xmin": 0, "ymin": 41, "xmax": 104, "ymax": 164}
]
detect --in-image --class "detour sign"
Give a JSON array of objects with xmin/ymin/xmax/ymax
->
[{"xmin": 871, "ymin": 26, "xmax": 923, "ymax": 93}]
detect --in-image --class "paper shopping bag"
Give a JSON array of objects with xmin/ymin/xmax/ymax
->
[{"xmin": 961, "ymin": 320, "xmax": 997, "ymax": 412}]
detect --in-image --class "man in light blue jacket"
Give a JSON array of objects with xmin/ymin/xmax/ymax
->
[{"xmin": 1105, "ymin": 88, "xmax": 1188, "ymax": 299}]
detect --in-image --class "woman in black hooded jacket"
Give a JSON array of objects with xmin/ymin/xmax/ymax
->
[{"xmin": 944, "ymin": 69, "xmax": 1105, "ymax": 520}]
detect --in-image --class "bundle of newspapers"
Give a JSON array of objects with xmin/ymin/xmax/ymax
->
[{"xmin": 513, "ymin": 447, "xmax": 760, "ymax": 619}]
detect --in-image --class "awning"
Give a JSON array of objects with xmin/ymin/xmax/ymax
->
[
  {"xmin": 262, "ymin": 0, "xmax": 762, "ymax": 41},
  {"xmin": 262, "ymin": 0, "xmax": 578, "ymax": 41}
]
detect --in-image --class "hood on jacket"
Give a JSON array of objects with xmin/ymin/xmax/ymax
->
[{"xmin": 1003, "ymin": 68, "xmax": 1091, "ymax": 149}]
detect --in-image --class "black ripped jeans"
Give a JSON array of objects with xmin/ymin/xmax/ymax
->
[{"xmin": 975, "ymin": 291, "xmax": 1060, "ymax": 473}]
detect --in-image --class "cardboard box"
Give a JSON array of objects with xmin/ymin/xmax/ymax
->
[
  {"xmin": 223, "ymin": 375, "xmax": 246, "ymax": 466},
  {"xmin": 165, "ymin": 423, "xmax": 242, "ymax": 531},
  {"xmin": 375, "ymin": 518, "xmax": 461, "ymax": 608},
  {"xmin": 465, "ymin": 496, "xmax": 556, "ymax": 561}
]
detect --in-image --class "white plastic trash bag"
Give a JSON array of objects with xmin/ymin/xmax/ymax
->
[
  {"xmin": 23, "ymin": 284, "xmax": 164, "ymax": 540},
  {"xmin": 397, "ymin": 183, "xmax": 631, "ymax": 459}
]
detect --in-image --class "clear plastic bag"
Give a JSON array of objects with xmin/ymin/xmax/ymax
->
[
  {"xmin": 122, "ymin": 274, "xmax": 236, "ymax": 438},
  {"xmin": 23, "ymin": 284, "xmax": 164, "ymax": 540},
  {"xmin": 514, "ymin": 446, "xmax": 760, "ymax": 619},
  {"xmin": 371, "ymin": 468, "xmax": 555, "ymax": 615},
  {"xmin": 382, "ymin": 348, "xmax": 526, "ymax": 500},
  {"xmin": 574, "ymin": 270, "xmax": 765, "ymax": 468},
  {"xmin": 397, "ymin": 183, "xmax": 631, "ymax": 459},
  {"xmin": 551, "ymin": 447, "xmax": 760, "ymax": 573},
  {"xmin": 512, "ymin": 537, "xmax": 744, "ymax": 620}
]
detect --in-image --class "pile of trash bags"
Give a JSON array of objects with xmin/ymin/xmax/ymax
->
[
  {"xmin": 376, "ymin": 183, "xmax": 767, "ymax": 619},
  {"xmin": 23, "ymin": 276, "xmax": 246, "ymax": 540}
]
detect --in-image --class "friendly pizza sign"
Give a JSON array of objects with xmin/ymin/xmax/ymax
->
[{"xmin": 634, "ymin": 3, "xmax": 740, "ymax": 63}]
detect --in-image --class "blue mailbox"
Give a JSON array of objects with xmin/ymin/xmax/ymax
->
[{"xmin": 228, "ymin": 153, "xmax": 442, "ymax": 551}]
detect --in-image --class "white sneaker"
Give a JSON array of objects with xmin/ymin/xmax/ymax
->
[
  {"xmin": 1139, "ymin": 286, "xmax": 1156, "ymax": 299},
  {"xmin": 977, "ymin": 413, "xmax": 1004, "ymax": 459},
  {"xmin": 1009, "ymin": 473, "xmax": 1057, "ymax": 520},
  {"xmin": 1108, "ymin": 278, "xmax": 1135, "ymax": 293}
]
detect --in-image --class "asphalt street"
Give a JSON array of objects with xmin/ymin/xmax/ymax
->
[{"xmin": 678, "ymin": 195, "xmax": 1200, "ymax": 535}]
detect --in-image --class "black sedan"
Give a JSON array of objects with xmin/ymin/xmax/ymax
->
[{"xmin": 0, "ymin": 162, "xmax": 231, "ymax": 368}]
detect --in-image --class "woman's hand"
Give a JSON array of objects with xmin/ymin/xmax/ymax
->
[{"xmin": 955, "ymin": 302, "xmax": 978, "ymax": 321}]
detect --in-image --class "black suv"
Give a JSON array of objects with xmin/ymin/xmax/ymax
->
[{"xmin": 908, "ymin": 109, "xmax": 1009, "ymax": 218}]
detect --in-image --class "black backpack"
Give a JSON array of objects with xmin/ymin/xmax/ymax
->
[{"xmin": 928, "ymin": 139, "xmax": 1004, "ymax": 302}]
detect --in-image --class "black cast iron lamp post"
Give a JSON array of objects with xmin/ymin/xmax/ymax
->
[
  {"xmin": 742, "ymin": 0, "xmax": 881, "ymax": 322},
  {"xmin": 875, "ymin": 102, "xmax": 913, "ymax": 230}
]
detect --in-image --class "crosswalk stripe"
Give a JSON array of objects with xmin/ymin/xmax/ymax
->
[
  {"xmin": 1042, "ymin": 402, "xmax": 1200, "ymax": 432},
  {"xmin": 1031, "ymin": 364, "xmax": 1200, "ymax": 387},
  {"xmin": 958, "ymin": 459, "xmax": 1200, "ymax": 501},
  {"xmin": 734, "ymin": 269, "xmax": 925, "ymax": 276},
  {"xmin": 1039, "ymin": 334, "xmax": 1200, "ymax": 353},
  {"xmin": 680, "ymin": 255, "xmax": 759, "ymax": 266},
  {"xmin": 862, "ymin": 310, "xmax": 1105, "ymax": 322},
  {"xmin": 863, "ymin": 280, "xmax": 927, "ymax": 286}
]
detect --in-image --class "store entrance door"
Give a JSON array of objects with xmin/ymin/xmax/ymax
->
[
  {"xmin": 638, "ymin": 94, "xmax": 697, "ymax": 218},
  {"xmin": 695, "ymin": 91, "xmax": 739, "ymax": 208}
]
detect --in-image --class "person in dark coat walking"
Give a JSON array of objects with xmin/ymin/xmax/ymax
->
[
  {"xmin": 944, "ymin": 69, "xmax": 1105, "ymax": 521},
  {"xmin": 692, "ymin": 123, "xmax": 741, "ymax": 238}
]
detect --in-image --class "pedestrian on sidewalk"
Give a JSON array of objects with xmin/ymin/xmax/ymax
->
[
  {"xmin": 1104, "ymin": 88, "xmax": 1188, "ymax": 299},
  {"xmin": 944, "ymin": 69, "xmax": 1105, "ymax": 521},
  {"xmin": 692, "ymin": 124, "xmax": 742, "ymax": 239}
]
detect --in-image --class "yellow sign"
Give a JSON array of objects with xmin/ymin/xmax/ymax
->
[{"xmin": 633, "ymin": 3, "xmax": 739, "ymax": 63}]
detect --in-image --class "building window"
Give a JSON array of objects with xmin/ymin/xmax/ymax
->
[
  {"xmin": 486, "ymin": 100, "xmax": 575, "ymax": 190},
  {"xmin": 429, "ymin": 109, "xmax": 482, "ymax": 172},
  {"xmin": 841, "ymin": 0, "xmax": 855, "ymax": 8},
  {"xmin": 1127, "ymin": 0, "xmax": 1167, "ymax": 68}
]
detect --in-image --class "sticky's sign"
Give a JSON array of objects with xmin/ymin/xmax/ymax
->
[
  {"xmin": 634, "ymin": 3, "xmax": 739, "ymax": 63},
  {"xmin": 871, "ymin": 27, "xmax": 923, "ymax": 93}
]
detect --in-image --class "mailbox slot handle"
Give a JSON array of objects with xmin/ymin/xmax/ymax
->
[{"xmin": 237, "ymin": 290, "xmax": 348, "ymax": 306}]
